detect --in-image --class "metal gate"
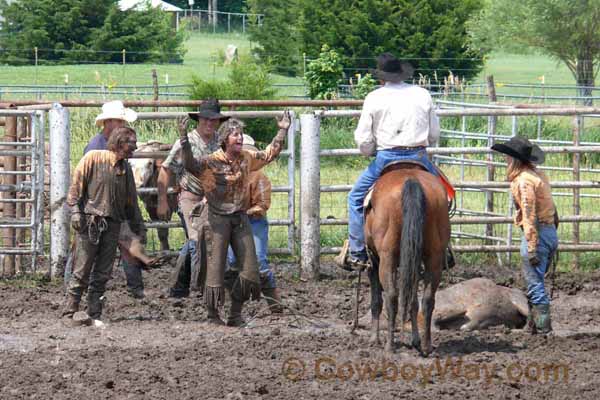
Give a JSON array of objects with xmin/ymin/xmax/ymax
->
[{"xmin": 0, "ymin": 108, "xmax": 46, "ymax": 275}]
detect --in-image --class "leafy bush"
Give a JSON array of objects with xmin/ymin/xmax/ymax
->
[
  {"xmin": 304, "ymin": 45, "xmax": 344, "ymax": 100},
  {"xmin": 351, "ymin": 73, "xmax": 377, "ymax": 99},
  {"xmin": 188, "ymin": 56, "xmax": 278, "ymax": 143}
]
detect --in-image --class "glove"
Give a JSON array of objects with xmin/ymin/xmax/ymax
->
[
  {"xmin": 70, "ymin": 213, "xmax": 85, "ymax": 232},
  {"xmin": 528, "ymin": 252, "xmax": 540, "ymax": 266},
  {"xmin": 178, "ymin": 116, "xmax": 190, "ymax": 139}
]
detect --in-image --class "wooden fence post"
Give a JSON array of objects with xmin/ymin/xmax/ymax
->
[{"xmin": 1, "ymin": 106, "xmax": 17, "ymax": 277}]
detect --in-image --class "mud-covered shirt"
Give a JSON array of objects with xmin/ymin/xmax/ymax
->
[
  {"xmin": 244, "ymin": 170, "xmax": 272, "ymax": 218},
  {"xmin": 181, "ymin": 130, "xmax": 285, "ymax": 215},
  {"xmin": 163, "ymin": 129, "xmax": 218, "ymax": 196},
  {"xmin": 510, "ymin": 168, "xmax": 557, "ymax": 254},
  {"xmin": 67, "ymin": 150, "xmax": 144, "ymax": 234}
]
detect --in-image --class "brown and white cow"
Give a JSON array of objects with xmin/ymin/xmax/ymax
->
[{"xmin": 129, "ymin": 141, "xmax": 178, "ymax": 252}]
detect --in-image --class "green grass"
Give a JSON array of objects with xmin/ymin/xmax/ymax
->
[
  {"xmin": 0, "ymin": 35, "xmax": 581, "ymax": 97},
  {"xmin": 0, "ymin": 32, "xmax": 300, "ymax": 89}
]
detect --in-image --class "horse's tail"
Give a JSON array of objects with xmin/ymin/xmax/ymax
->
[{"xmin": 399, "ymin": 178, "xmax": 426, "ymax": 323}]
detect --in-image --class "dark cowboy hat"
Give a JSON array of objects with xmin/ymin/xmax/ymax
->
[
  {"xmin": 491, "ymin": 136, "xmax": 545, "ymax": 165},
  {"xmin": 371, "ymin": 53, "xmax": 415, "ymax": 83},
  {"xmin": 188, "ymin": 98, "xmax": 230, "ymax": 121}
]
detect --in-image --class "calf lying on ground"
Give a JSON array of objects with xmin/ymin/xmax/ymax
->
[{"xmin": 360, "ymin": 278, "xmax": 528, "ymax": 331}]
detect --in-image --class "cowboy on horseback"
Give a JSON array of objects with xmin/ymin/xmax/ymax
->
[{"xmin": 346, "ymin": 53, "xmax": 455, "ymax": 269}]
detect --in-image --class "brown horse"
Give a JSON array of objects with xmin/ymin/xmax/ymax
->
[{"xmin": 364, "ymin": 165, "xmax": 450, "ymax": 355}]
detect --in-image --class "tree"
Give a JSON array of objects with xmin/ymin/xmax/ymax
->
[
  {"xmin": 89, "ymin": 5, "xmax": 187, "ymax": 64},
  {"xmin": 246, "ymin": 0, "xmax": 302, "ymax": 76},
  {"xmin": 0, "ymin": 0, "xmax": 113, "ymax": 64},
  {"xmin": 0, "ymin": 0, "xmax": 186, "ymax": 64},
  {"xmin": 298, "ymin": 0, "xmax": 485, "ymax": 83},
  {"xmin": 247, "ymin": 0, "xmax": 485, "ymax": 81},
  {"xmin": 468, "ymin": 0, "xmax": 600, "ymax": 104}
]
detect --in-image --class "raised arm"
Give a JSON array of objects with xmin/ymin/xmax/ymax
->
[
  {"xmin": 247, "ymin": 110, "xmax": 291, "ymax": 171},
  {"xmin": 178, "ymin": 116, "xmax": 204, "ymax": 174}
]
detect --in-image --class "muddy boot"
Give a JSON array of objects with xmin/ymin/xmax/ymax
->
[
  {"xmin": 226, "ymin": 298, "xmax": 245, "ymax": 327},
  {"xmin": 87, "ymin": 292, "xmax": 103, "ymax": 320},
  {"xmin": 532, "ymin": 304, "xmax": 552, "ymax": 334},
  {"xmin": 62, "ymin": 295, "xmax": 80, "ymax": 318},
  {"xmin": 262, "ymin": 287, "xmax": 283, "ymax": 314},
  {"xmin": 207, "ymin": 305, "xmax": 225, "ymax": 326}
]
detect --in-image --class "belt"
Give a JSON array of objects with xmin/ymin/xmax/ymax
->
[{"xmin": 389, "ymin": 146, "xmax": 425, "ymax": 151}]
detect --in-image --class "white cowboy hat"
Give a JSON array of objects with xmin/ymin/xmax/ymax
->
[
  {"xmin": 95, "ymin": 100, "xmax": 138, "ymax": 127},
  {"xmin": 242, "ymin": 134, "xmax": 258, "ymax": 151}
]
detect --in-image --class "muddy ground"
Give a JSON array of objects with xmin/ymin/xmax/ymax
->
[{"xmin": 1, "ymin": 260, "xmax": 600, "ymax": 399}]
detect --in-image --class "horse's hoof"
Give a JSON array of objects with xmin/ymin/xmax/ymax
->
[
  {"xmin": 420, "ymin": 345, "xmax": 433, "ymax": 357},
  {"xmin": 411, "ymin": 338, "xmax": 421, "ymax": 351}
]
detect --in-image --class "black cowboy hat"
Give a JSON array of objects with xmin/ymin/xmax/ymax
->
[
  {"xmin": 371, "ymin": 53, "xmax": 415, "ymax": 83},
  {"xmin": 188, "ymin": 98, "xmax": 230, "ymax": 121},
  {"xmin": 491, "ymin": 136, "xmax": 545, "ymax": 165}
]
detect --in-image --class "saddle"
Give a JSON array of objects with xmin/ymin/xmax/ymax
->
[{"xmin": 363, "ymin": 160, "xmax": 455, "ymax": 211}]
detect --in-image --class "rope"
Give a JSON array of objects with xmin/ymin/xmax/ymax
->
[{"xmin": 87, "ymin": 216, "xmax": 108, "ymax": 245}]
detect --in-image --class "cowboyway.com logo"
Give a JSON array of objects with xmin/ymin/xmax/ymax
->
[{"xmin": 281, "ymin": 356, "xmax": 570, "ymax": 384}]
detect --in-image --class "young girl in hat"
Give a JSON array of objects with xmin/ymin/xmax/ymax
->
[{"xmin": 492, "ymin": 136, "xmax": 559, "ymax": 334}]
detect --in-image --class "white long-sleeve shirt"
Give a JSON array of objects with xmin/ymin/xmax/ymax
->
[{"xmin": 354, "ymin": 82, "xmax": 440, "ymax": 156}]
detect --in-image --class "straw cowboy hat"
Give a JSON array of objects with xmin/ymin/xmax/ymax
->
[
  {"xmin": 242, "ymin": 134, "xmax": 258, "ymax": 152},
  {"xmin": 95, "ymin": 100, "xmax": 137, "ymax": 127},
  {"xmin": 491, "ymin": 136, "xmax": 545, "ymax": 165},
  {"xmin": 188, "ymin": 98, "xmax": 230, "ymax": 121},
  {"xmin": 371, "ymin": 53, "xmax": 415, "ymax": 83}
]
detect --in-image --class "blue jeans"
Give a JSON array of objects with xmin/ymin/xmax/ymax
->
[
  {"xmin": 227, "ymin": 216, "xmax": 276, "ymax": 288},
  {"xmin": 520, "ymin": 224, "xmax": 558, "ymax": 305},
  {"xmin": 170, "ymin": 210, "xmax": 199, "ymax": 294},
  {"xmin": 347, "ymin": 148, "xmax": 439, "ymax": 254}
]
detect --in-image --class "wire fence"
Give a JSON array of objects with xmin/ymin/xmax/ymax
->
[{"xmin": 2, "ymin": 81, "xmax": 599, "ymax": 105}]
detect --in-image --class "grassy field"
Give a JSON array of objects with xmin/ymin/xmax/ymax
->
[
  {"xmin": 0, "ymin": 34, "xmax": 579, "ymax": 90},
  {"xmin": 0, "ymin": 33, "xmax": 299, "ymax": 88}
]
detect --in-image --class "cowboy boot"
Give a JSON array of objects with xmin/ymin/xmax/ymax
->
[
  {"xmin": 262, "ymin": 287, "xmax": 283, "ymax": 314},
  {"xmin": 532, "ymin": 304, "xmax": 552, "ymax": 334},
  {"xmin": 62, "ymin": 294, "xmax": 80, "ymax": 318},
  {"xmin": 87, "ymin": 292, "xmax": 104, "ymax": 320},
  {"xmin": 226, "ymin": 298, "xmax": 245, "ymax": 327},
  {"xmin": 207, "ymin": 305, "xmax": 225, "ymax": 325}
]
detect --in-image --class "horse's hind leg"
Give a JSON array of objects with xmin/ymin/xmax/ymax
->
[
  {"xmin": 410, "ymin": 284, "xmax": 421, "ymax": 351},
  {"xmin": 367, "ymin": 254, "xmax": 382, "ymax": 344},
  {"xmin": 380, "ymin": 256, "xmax": 398, "ymax": 353},
  {"xmin": 421, "ymin": 253, "xmax": 442, "ymax": 356}
]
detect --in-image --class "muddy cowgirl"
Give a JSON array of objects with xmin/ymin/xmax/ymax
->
[
  {"xmin": 492, "ymin": 136, "xmax": 559, "ymax": 334},
  {"xmin": 180, "ymin": 111, "xmax": 291, "ymax": 326}
]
